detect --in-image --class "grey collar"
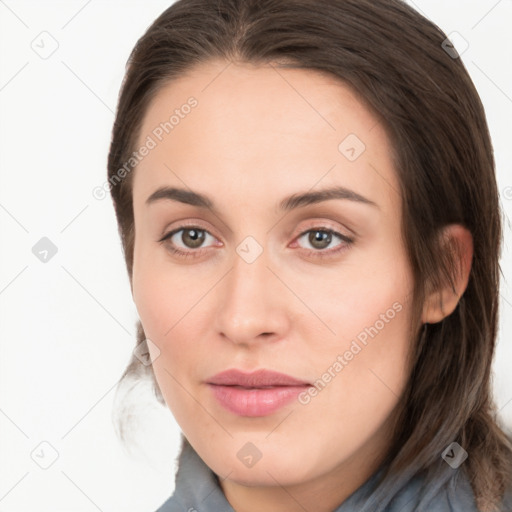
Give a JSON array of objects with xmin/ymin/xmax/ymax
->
[{"xmin": 157, "ymin": 437, "xmax": 488, "ymax": 512}]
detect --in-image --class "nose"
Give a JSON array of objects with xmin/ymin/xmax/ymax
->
[{"xmin": 214, "ymin": 247, "xmax": 290, "ymax": 347}]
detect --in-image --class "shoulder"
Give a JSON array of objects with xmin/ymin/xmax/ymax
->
[
  {"xmin": 389, "ymin": 472, "xmax": 478, "ymax": 512},
  {"xmin": 379, "ymin": 470, "xmax": 492, "ymax": 512},
  {"xmin": 343, "ymin": 467, "xmax": 480, "ymax": 512}
]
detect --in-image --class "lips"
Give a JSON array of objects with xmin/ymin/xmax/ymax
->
[
  {"xmin": 206, "ymin": 369, "xmax": 311, "ymax": 417},
  {"xmin": 207, "ymin": 369, "xmax": 310, "ymax": 387}
]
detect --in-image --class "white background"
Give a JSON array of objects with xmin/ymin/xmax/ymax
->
[{"xmin": 0, "ymin": 1, "xmax": 511, "ymax": 511}]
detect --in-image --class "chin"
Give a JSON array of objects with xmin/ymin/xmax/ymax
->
[{"xmin": 195, "ymin": 436, "xmax": 323, "ymax": 487}]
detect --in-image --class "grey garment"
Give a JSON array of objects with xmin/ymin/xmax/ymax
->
[{"xmin": 155, "ymin": 440, "xmax": 509, "ymax": 512}]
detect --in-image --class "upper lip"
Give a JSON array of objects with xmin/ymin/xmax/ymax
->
[{"xmin": 207, "ymin": 369, "xmax": 311, "ymax": 388}]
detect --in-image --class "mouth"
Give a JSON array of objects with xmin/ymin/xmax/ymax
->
[{"xmin": 206, "ymin": 369, "xmax": 312, "ymax": 417}]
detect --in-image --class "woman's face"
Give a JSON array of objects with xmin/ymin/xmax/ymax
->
[{"xmin": 131, "ymin": 60, "xmax": 415, "ymax": 495}]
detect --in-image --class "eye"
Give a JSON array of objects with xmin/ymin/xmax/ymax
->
[
  {"xmin": 293, "ymin": 227, "xmax": 353, "ymax": 258},
  {"xmin": 159, "ymin": 226, "xmax": 219, "ymax": 257},
  {"xmin": 158, "ymin": 224, "xmax": 354, "ymax": 260}
]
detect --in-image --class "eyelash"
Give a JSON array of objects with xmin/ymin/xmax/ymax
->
[{"xmin": 158, "ymin": 224, "xmax": 354, "ymax": 260}]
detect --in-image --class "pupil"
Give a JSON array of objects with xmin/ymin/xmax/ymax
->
[
  {"xmin": 183, "ymin": 229, "xmax": 205, "ymax": 248},
  {"xmin": 309, "ymin": 230, "xmax": 331, "ymax": 249}
]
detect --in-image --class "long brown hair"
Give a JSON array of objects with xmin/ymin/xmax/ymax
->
[{"xmin": 107, "ymin": 0, "xmax": 512, "ymax": 510}]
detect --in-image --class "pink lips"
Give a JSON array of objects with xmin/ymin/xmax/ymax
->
[{"xmin": 207, "ymin": 369, "xmax": 311, "ymax": 417}]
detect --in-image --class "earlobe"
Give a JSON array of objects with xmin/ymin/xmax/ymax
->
[{"xmin": 421, "ymin": 224, "xmax": 474, "ymax": 324}]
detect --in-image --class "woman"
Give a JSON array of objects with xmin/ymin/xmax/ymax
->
[{"xmin": 107, "ymin": 0, "xmax": 512, "ymax": 510}]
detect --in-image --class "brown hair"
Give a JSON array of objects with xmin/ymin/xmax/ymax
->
[{"xmin": 107, "ymin": 0, "xmax": 512, "ymax": 510}]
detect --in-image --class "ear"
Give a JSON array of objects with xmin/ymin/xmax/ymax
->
[{"xmin": 421, "ymin": 224, "xmax": 473, "ymax": 324}]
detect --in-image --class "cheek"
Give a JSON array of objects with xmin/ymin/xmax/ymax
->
[
  {"xmin": 132, "ymin": 237, "xmax": 194, "ymax": 339},
  {"xmin": 132, "ymin": 245, "xmax": 184, "ymax": 371},
  {"xmin": 295, "ymin": 246, "xmax": 413, "ymax": 417},
  {"xmin": 285, "ymin": 239, "xmax": 412, "ymax": 352},
  {"xmin": 293, "ymin": 292, "xmax": 411, "ymax": 473},
  {"xmin": 132, "ymin": 267, "xmax": 199, "ymax": 418},
  {"xmin": 131, "ymin": 253, "xmax": 214, "ymax": 380},
  {"xmin": 132, "ymin": 266, "xmax": 171, "ymax": 341}
]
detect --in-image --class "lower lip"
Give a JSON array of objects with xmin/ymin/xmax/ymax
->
[{"xmin": 208, "ymin": 384, "xmax": 309, "ymax": 417}]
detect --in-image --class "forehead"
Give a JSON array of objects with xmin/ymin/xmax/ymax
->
[{"xmin": 132, "ymin": 60, "xmax": 399, "ymax": 214}]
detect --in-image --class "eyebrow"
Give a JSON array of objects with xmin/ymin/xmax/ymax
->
[{"xmin": 145, "ymin": 185, "xmax": 379, "ymax": 211}]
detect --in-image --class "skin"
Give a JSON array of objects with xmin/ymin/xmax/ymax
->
[{"xmin": 130, "ymin": 59, "xmax": 473, "ymax": 512}]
